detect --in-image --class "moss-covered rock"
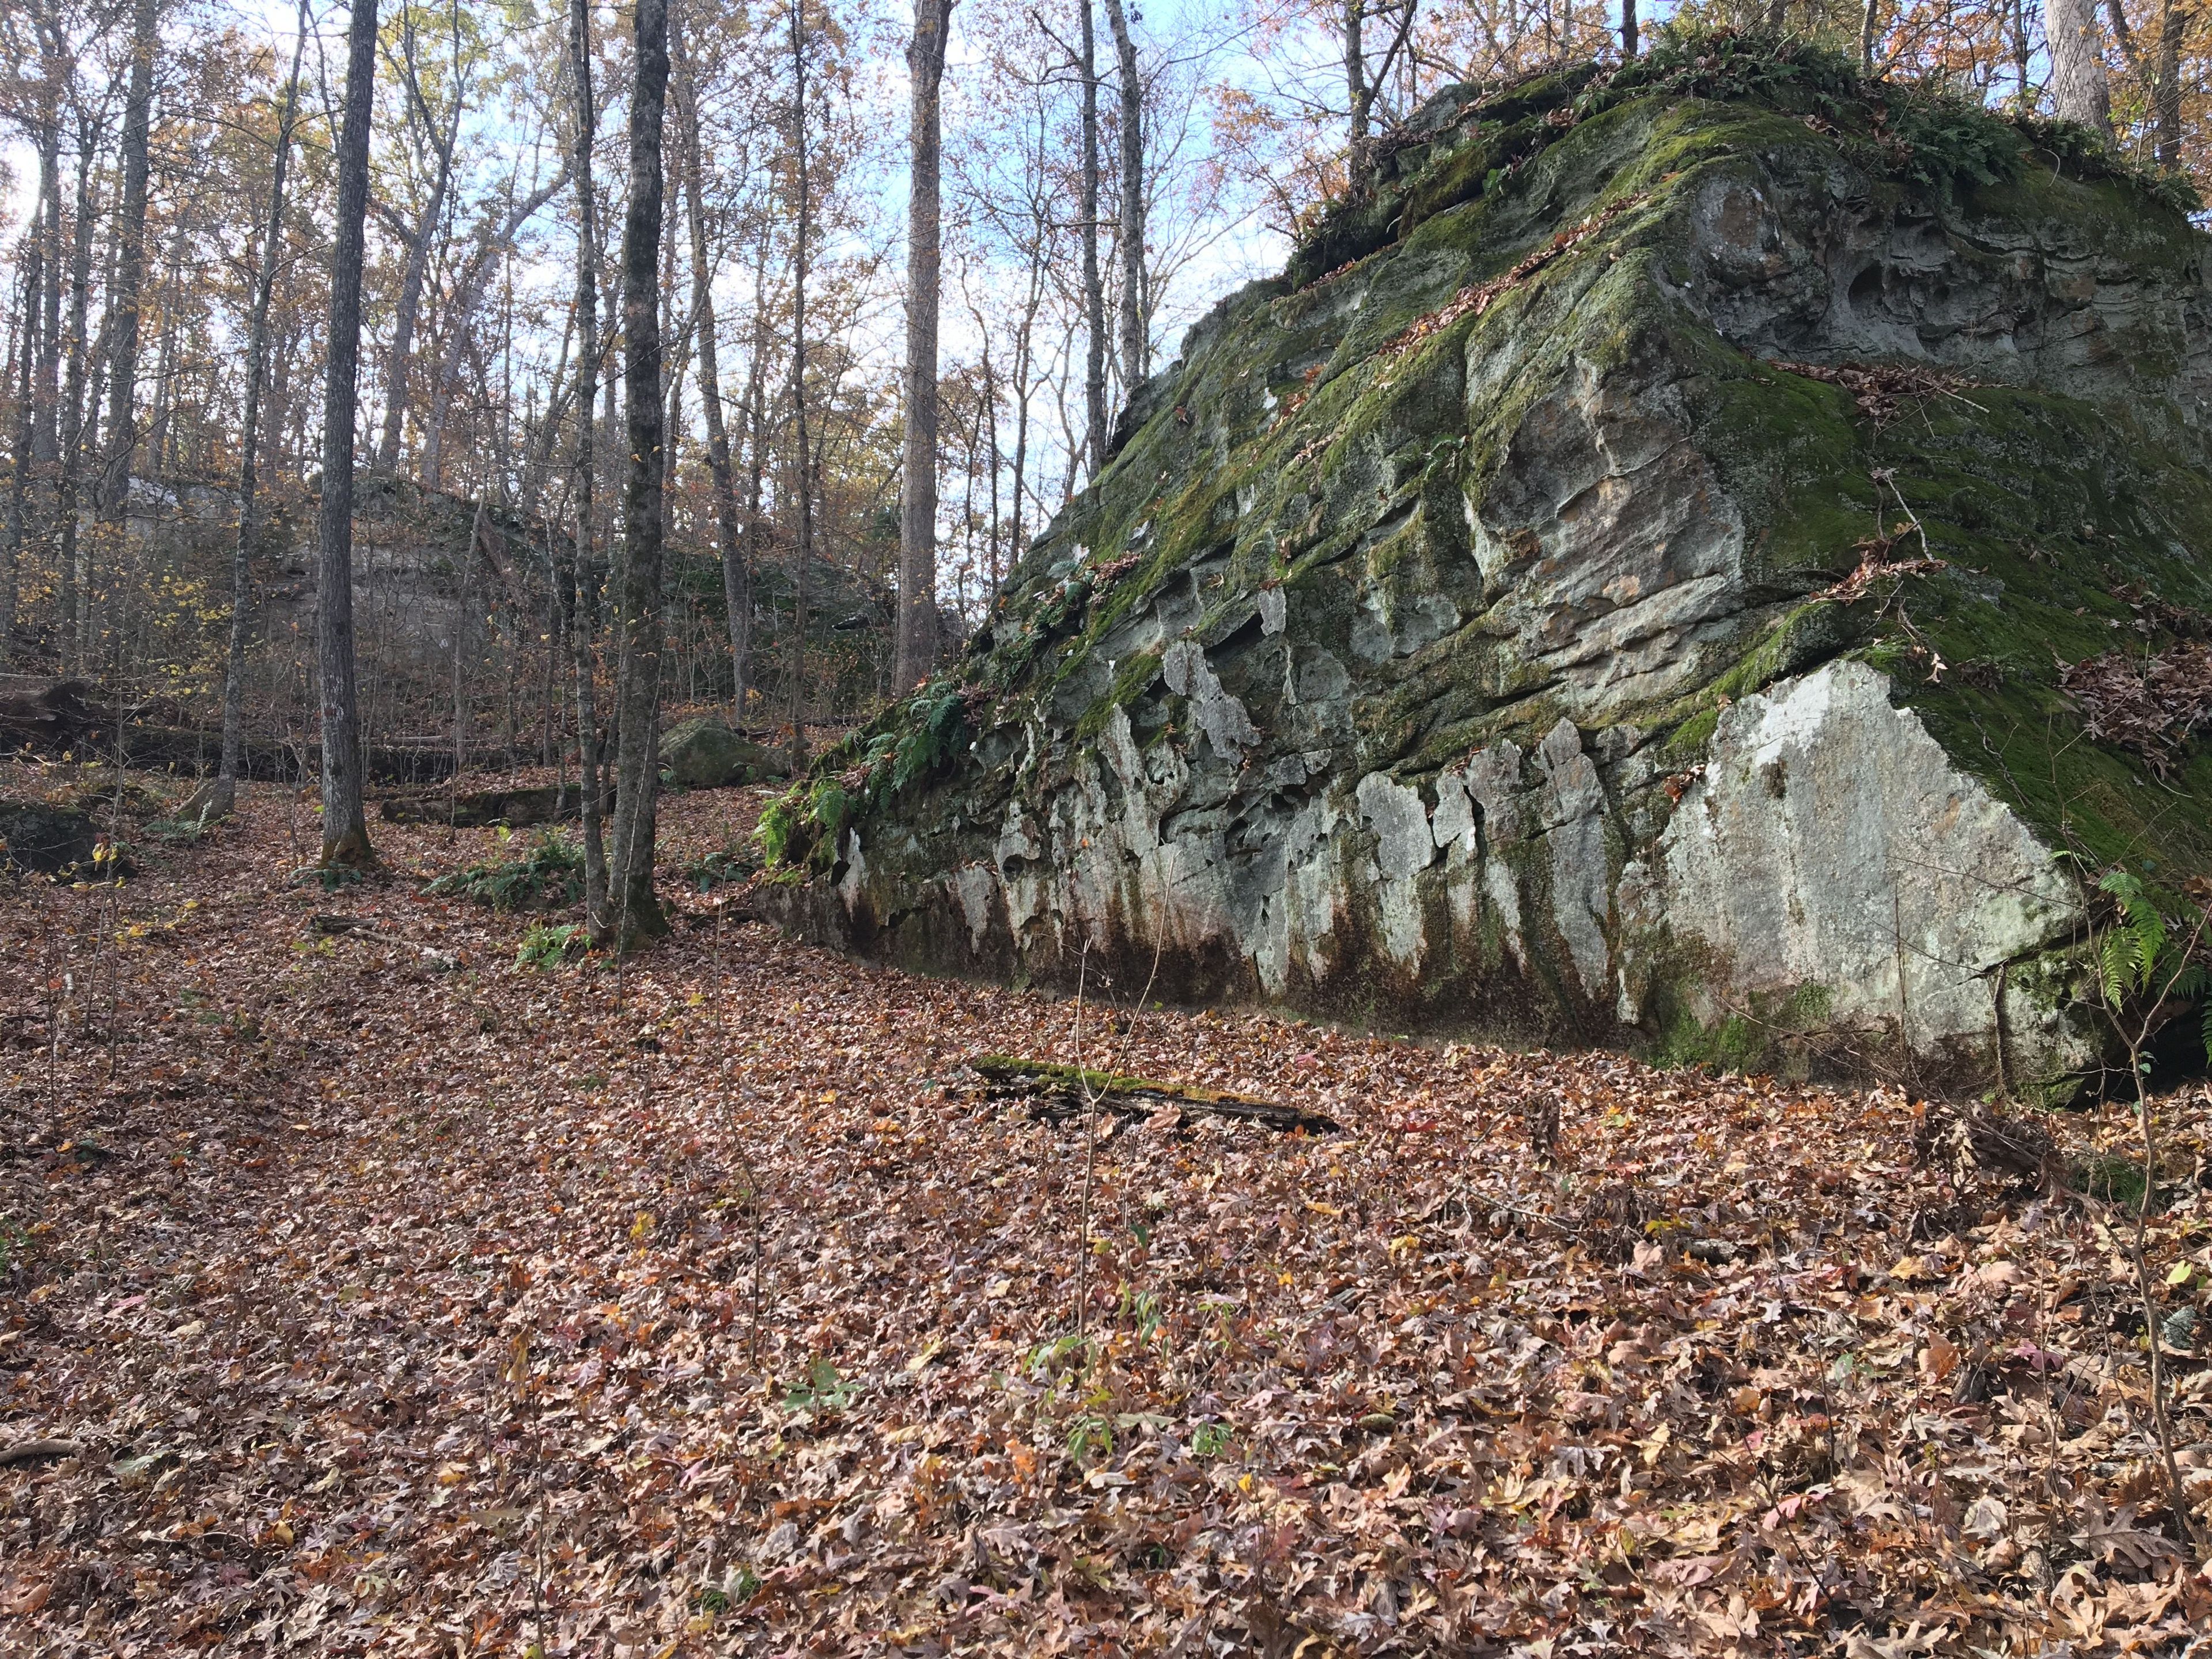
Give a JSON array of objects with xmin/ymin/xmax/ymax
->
[{"xmin": 765, "ymin": 35, "xmax": 2212, "ymax": 1099}]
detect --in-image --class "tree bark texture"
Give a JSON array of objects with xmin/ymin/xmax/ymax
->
[
  {"xmin": 96, "ymin": 0, "xmax": 157, "ymax": 531},
  {"xmin": 2048, "ymin": 0, "xmax": 2113, "ymax": 137},
  {"xmin": 317, "ymin": 0, "xmax": 378, "ymax": 866},
  {"xmin": 896, "ymin": 0, "xmax": 954, "ymax": 691},
  {"xmin": 1078, "ymin": 0, "xmax": 1106, "ymax": 477},
  {"xmin": 604, "ymin": 0, "xmax": 672, "ymax": 946},
  {"xmin": 566, "ymin": 0, "xmax": 611, "ymax": 926},
  {"xmin": 376, "ymin": 1, "xmax": 467, "ymax": 474},
  {"xmin": 672, "ymin": 3, "xmax": 753, "ymax": 727},
  {"xmin": 786, "ymin": 0, "xmax": 815, "ymax": 768},
  {"xmin": 1103, "ymin": 0, "xmax": 1145, "ymax": 394},
  {"xmin": 217, "ymin": 13, "xmax": 308, "ymax": 806}
]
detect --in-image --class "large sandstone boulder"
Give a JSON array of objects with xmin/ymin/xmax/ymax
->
[
  {"xmin": 660, "ymin": 717, "xmax": 790, "ymax": 789},
  {"xmin": 763, "ymin": 37, "xmax": 2212, "ymax": 1099}
]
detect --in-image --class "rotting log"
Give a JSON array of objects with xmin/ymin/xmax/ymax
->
[
  {"xmin": 0, "ymin": 1438, "xmax": 83, "ymax": 1467},
  {"xmin": 969, "ymin": 1055, "xmax": 1342, "ymax": 1134},
  {"xmin": 378, "ymin": 783, "xmax": 611, "ymax": 828}
]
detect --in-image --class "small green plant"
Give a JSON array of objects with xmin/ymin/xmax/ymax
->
[
  {"xmin": 0, "ymin": 1211, "xmax": 24, "ymax": 1277},
  {"xmin": 426, "ymin": 831, "xmax": 584, "ymax": 912},
  {"xmin": 2086, "ymin": 868, "xmax": 2212, "ymax": 1555},
  {"xmin": 1065, "ymin": 1412, "xmax": 1114, "ymax": 1461},
  {"xmin": 785, "ymin": 1357, "xmax": 859, "ymax": 1415},
  {"xmin": 683, "ymin": 846, "xmax": 754, "ymax": 892},
  {"xmin": 515, "ymin": 921, "xmax": 586, "ymax": 968},
  {"xmin": 143, "ymin": 816, "xmax": 208, "ymax": 846},
  {"xmin": 1191, "ymin": 1422, "xmax": 1232, "ymax": 1458}
]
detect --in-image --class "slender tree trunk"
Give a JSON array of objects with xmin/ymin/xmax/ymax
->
[
  {"xmin": 602, "ymin": 0, "xmax": 672, "ymax": 948},
  {"xmin": 786, "ymin": 0, "xmax": 814, "ymax": 769},
  {"xmin": 1343, "ymin": 0, "xmax": 1369, "ymax": 146},
  {"xmin": 743, "ymin": 236, "xmax": 770, "ymax": 725},
  {"xmin": 97, "ymin": 0, "xmax": 157, "ymax": 531},
  {"xmin": 1624, "ymin": 0, "xmax": 1639, "ymax": 57},
  {"xmin": 54, "ymin": 111, "xmax": 101, "ymax": 666},
  {"xmin": 2, "ymin": 263, "xmax": 36, "ymax": 659},
  {"xmin": 896, "ymin": 0, "xmax": 953, "ymax": 691},
  {"xmin": 206, "ymin": 12, "xmax": 308, "ymax": 815},
  {"xmin": 673, "ymin": 7, "xmax": 752, "ymax": 726},
  {"xmin": 32, "ymin": 120, "xmax": 62, "ymax": 490},
  {"xmin": 2050, "ymin": 0, "xmax": 2113, "ymax": 136},
  {"xmin": 421, "ymin": 168, "xmax": 572, "ymax": 488},
  {"xmin": 317, "ymin": 0, "xmax": 378, "ymax": 867},
  {"xmin": 377, "ymin": 0, "xmax": 467, "ymax": 473},
  {"xmin": 1078, "ymin": 0, "xmax": 1107, "ymax": 478},
  {"xmin": 2153, "ymin": 0, "xmax": 2184, "ymax": 169},
  {"xmin": 1103, "ymin": 0, "xmax": 1145, "ymax": 396},
  {"xmin": 567, "ymin": 0, "xmax": 611, "ymax": 925}
]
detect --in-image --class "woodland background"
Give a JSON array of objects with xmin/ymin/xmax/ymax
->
[{"xmin": 2, "ymin": 0, "xmax": 2207, "ymax": 768}]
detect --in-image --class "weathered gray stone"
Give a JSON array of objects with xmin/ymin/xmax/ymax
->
[
  {"xmin": 659, "ymin": 718, "xmax": 789, "ymax": 789},
  {"xmin": 763, "ymin": 57, "xmax": 2212, "ymax": 1096}
]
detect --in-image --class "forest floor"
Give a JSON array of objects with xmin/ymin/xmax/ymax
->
[{"xmin": 3, "ymin": 766, "xmax": 2212, "ymax": 1657}]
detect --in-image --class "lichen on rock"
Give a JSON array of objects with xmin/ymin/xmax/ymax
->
[{"xmin": 764, "ymin": 32, "xmax": 2212, "ymax": 1099}]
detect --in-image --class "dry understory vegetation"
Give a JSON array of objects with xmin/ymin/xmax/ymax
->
[{"xmin": 3, "ymin": 769, "xmax": 2212, "ymax": 1657}]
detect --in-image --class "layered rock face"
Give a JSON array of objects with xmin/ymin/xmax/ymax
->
[{"xmin": 768, "ymin": 41, "xmax": 2212, "ymax": 1097}]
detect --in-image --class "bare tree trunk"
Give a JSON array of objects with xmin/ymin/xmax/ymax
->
[
  {"xmin": 1343, "ymin": 0, "xmax": 1369, "ymax": 146},
  {"xmin": 420, "ymin": 167, "xmax": 572, "ymax": 488},
  {"xmin": 2154, "ymin": 0, "xmax": 2183, "ymax": 169},
  {"xmin": 1624, "ymin": 0, "xmax": 1639, "ymax": 57},
  {"xmin": 32, "ymin": 118, "xmax": 61, "ymax": 507},
  {"xmin": 317, "ymin": 0, "xmax": 378, "ymax": 867},
  {"xmin": 1078, "ymin": 0, "xmax": 1107, "ymax": 478},
  {"xmin": 53, "ymin": 105, "xmax": 102, "ymax": 671},
  {"xmin": 2, "ymin": 262, "xmax": 36, "ymax": 659},
  {"xmin": 1103, "ymin": 0, "xmax": 1145, "ymax": 395},
  {"xmin": 376, "ymin": 0, "xmax": 468, "ymax": 474},
  {"xmin": 566, "ymin": 0, "xmax": 610, "ymax": 926},
  {"xmin": 896, "ymin": 0, "xmax": 954, "ymax": 692},
  {"xmin": 786, "ymin": 0, "xmax": 814, "ymax": 770},
  {"xmin": 95, "ymin": 0, "xmax": 157, "ymax": 546},
  {"xmin": 2050, "ymin": 0, "xmax": 2113, "ymax": 137},
  {"xmin": 601, "ymin": 0, "xmax": 672, "ymax": 949},
  {"xmin": 208, "ymin": 13, "xmax": 308, "ymax": 817},
  {"xmin": 2107, "ymin": 0, "xmax": 2187, "ymax": 168},
  {"xmin": 743, "ymin": 234, "xmax": 771, "ymax": 724},
  {"xmin": 673, "ymin": 4, "xmax": 752, "ymax": 727}
]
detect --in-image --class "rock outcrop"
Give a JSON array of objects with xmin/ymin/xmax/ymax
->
[{"xmin": 763, "ymin": 36, "xmax": 2212, "ymax": 1099}]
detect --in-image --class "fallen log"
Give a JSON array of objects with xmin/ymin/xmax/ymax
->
[
  {"xmin": 378, "ymin": 783, "xmax": 611, "ymax": 828},
  {"xmin": 970, "ymin": 1055, "xmax": 1342, "ymax": 1134},
  {"xmin": 0, "ymin": 1438, "xmax": 82, "ymax": 1467}
]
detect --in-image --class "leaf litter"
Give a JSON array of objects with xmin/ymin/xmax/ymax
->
[{"xmin": 3, "ymin": 767, "xmax": 2211, "ymax": 1655}]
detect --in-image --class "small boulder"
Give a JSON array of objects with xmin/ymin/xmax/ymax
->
[
  {"xmin": 660, "ymin": 718, "xmax": 789, "ymax": 789},
  {"xmin": 0, "ymin": 801, "xmax": 97, "ymax": 875}
]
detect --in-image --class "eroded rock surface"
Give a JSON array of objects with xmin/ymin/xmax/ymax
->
[{"xmin": 766, "ymin": 47, "xmax": 2212, "ymax": 1094}]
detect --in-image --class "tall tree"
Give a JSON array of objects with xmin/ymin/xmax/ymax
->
[
  {"xmin": 602, "ymin": 0, "xmax": 672, "ymax": 946},
  {"xmin": 2, "ymin": 260, "xmax": 36, "ymax": 657},
  {"xmin": 53, "ymin": 94, "xmax": 105, "ymax": 669},
  {"xmin": 374, "ymin": 0, "xmax": 469, "ymax": 473},
  {"xmin": 786, "ymin": 0, "xmax": 815, "ymax": 767},
  {"xmin": 317, "ymin": 0, "xmax": 379, "ymax": 866},
  {"xmin": 672, "ymin": 1, "xmax": 752, "ymax": 726},
  {"xmin": 94, "ymin": 0, "xmax": 157, "ymax": 622},
  {"xmin": 204, "ymin": 7, "xmax": 308, "ymax": 820},
  {"xmin": 1625, "ymin": 0, "xmax": 1639, "ymax": 58},
  {"xmin": 1102, "ymin": 0, "xmax": 1144, "ymax": 393},
  {"xmin": 2107, "ymin": 0, "xmax": 2188, "ymax": 169},
  {"xmin": 2047, "ymin": 0, "xmax": 2113, "ymax": 135},
  {"xmin": 1078, "ymin": 0, "xmax": 1106, "ymax": 475},
  {"xmin": 896, "ymin": 0, "xmax": 955, "ymax": 691},
  {"xmin": 563, "ymin": 0, "xmax": 611, "ymax": 926}
]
